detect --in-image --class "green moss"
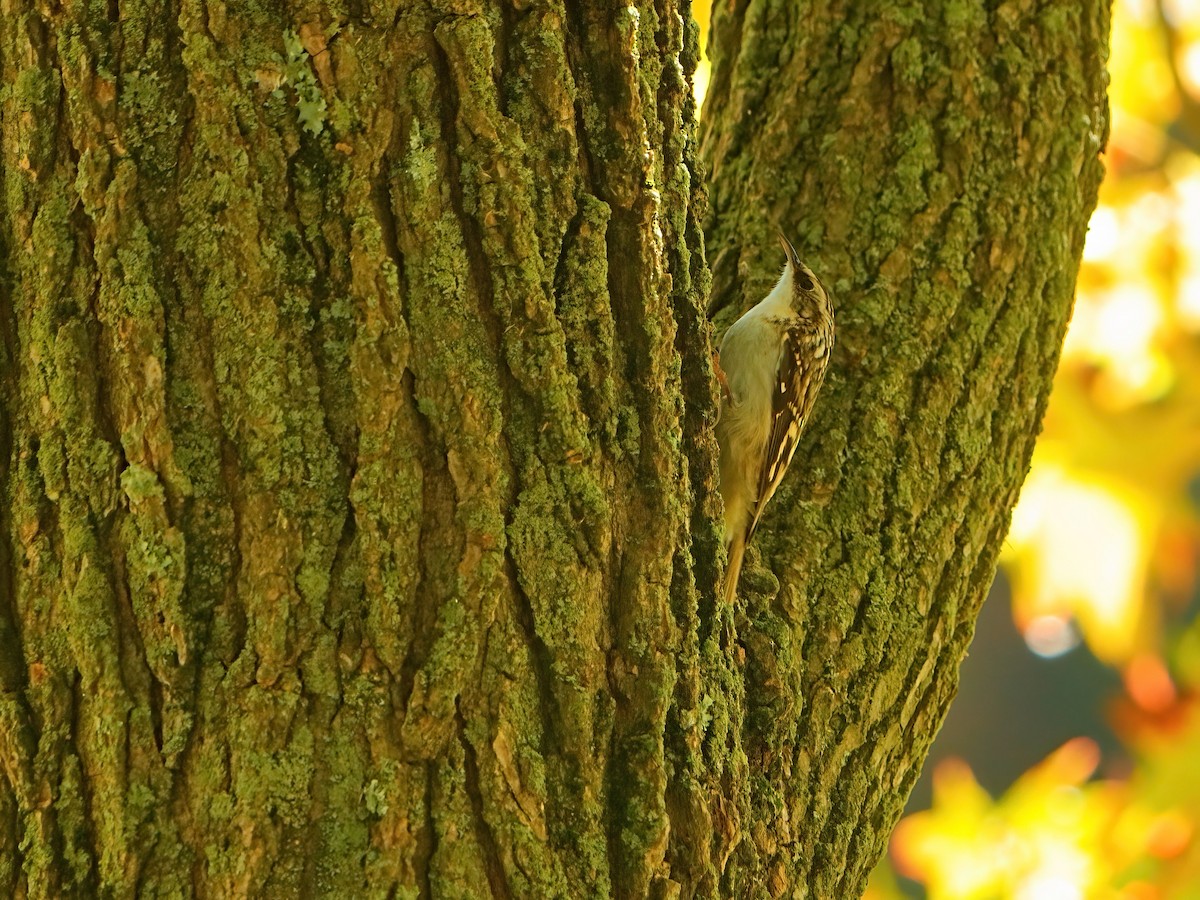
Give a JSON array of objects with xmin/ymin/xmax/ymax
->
[
  {"xmin": 236, "ymin": 725, "xmax": 315, "ymax": 830},
  {"xmin": 118, "ymin": 462, "xmax": 189, "ymax": 677},
  {"xmin": 891, "ymin": 37, "xmax": 925, "ymax": 84},
  {"xmin": 11, "ymin": 66, "xmax": 60, "ymax": 171},
  {"xmin": 404, "ymin": 116, "xmax": 439, "ymax": 190}
]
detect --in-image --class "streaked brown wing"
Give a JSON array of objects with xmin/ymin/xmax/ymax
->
[{"xmin": 745, "ymin": 324, "xmax": 824, "ymax": 542}]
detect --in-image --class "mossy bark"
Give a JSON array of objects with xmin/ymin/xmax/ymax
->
[
  {"xmin": 0, "ymin": 0, "xmax": 1108, "ymax": 898},
  {"xmin": 0, "ymin": 2, "xmax": 733, "ymax": 897},
  {"xmin": 701, "ymin": 1, "xmax": 1110, "ymax": 896}
]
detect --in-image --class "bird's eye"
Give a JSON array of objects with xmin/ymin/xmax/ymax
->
[{"xmin": 798, "ymin": 276, "xmax": 815, "ymax": 291}]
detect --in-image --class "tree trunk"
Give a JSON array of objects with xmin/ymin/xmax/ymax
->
[
  {"xmin": 0, "ymin": 2, "xmax": 728, "ymax": 897},
  {"xmin": 701, "ymin": 1, "xmax": 1110, "ymax": 896},
  {"xmin": 0, "ymin": 2, "xmax": 1108, "ymax": 900}
]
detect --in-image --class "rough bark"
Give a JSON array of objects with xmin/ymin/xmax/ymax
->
[
  {"xmin": 0, "ymin": 0, "xmax": 1110, "ymax": 898},
  {"xmin": 0, "ymin": 2, "xmax": 731, "ymax": 897},
  {"xmin": 701, "ymin": 1, "xmax": 1110, "ymax": 896}
]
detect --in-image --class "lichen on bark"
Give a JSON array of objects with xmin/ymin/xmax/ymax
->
[
  {"xmin": 702, "ymin": 1, "xmax": 1110, "ymax": 895},
  {"xmin": 0, "ymin": 1, "xmax": 730, "ymax": 897},
  {"xmin": 0, "ymin": 0, "xmax": 1110, "ymax": 896}
]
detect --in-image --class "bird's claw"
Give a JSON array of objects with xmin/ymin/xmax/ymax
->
[{"xmin": 713, "ymin": 350, "xmax": 731, "ymax": 401}]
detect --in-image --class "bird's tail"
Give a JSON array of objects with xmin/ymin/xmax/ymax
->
[{"xmin": 724, "ymin": 535, "xmax": 746, "ymax": 606}]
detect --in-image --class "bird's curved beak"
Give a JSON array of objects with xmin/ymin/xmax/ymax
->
[{"xmin": 777, "ymin": 230, "xmax": 801, "ymax": 270}]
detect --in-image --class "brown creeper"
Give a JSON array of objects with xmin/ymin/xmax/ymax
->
[{"xmin": 715, "ymin": 233, "xmax": 834, "ymax": 604}]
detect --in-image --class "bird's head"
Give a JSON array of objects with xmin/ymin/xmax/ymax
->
[{"xmin": 778, "ymin": 231, "xmax": 833, "ymax": 326}]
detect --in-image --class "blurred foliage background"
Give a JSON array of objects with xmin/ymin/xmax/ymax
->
[{"xmin": 694, "ymin": 1, "xmax": 1200, "ymax": 896}]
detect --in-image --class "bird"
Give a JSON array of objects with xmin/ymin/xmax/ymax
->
[{"xmin": 715, "ymin": 232, "xmax": 834, "ymax": 606}]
